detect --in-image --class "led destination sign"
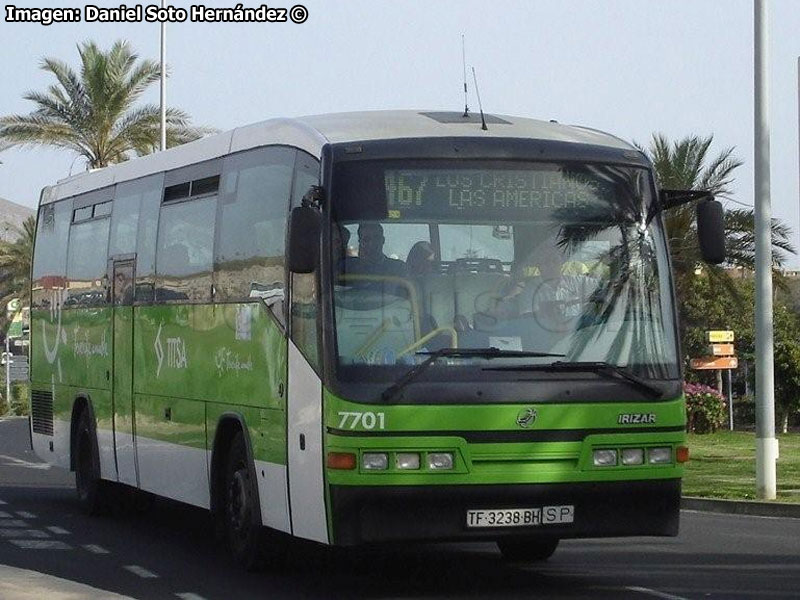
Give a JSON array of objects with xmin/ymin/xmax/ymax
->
[{"xmin": 385, "ymin": 169, "xmax": 609, "ymax": 218}]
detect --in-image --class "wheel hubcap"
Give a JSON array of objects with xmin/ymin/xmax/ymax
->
[{"xmin": 228, "ymin": 469, "xmax": 249, "ymax": 532}]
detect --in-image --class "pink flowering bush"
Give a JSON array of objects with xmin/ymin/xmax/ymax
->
[{"xmin": 684, "ymin": 382, "xmax": 727, "ymax": 434}]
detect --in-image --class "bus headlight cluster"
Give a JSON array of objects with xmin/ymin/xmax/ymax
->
[
  {"xmin": 592, "ymin": 446, "xmax": 679, "ymax": 468},
  {"xmin": 358, "ymin": 451, "xmax": 454, "ymax": 471}
]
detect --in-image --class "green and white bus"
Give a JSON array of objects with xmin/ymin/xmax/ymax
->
[{"xmin": 29, "ymin": 110, "xmax": 723, "ymax": 565}]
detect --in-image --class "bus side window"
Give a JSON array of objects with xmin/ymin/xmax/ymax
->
[
  {"xmin": 155, "ymin": 196, "xmax": 217, "ymax": 303},
  {"xmin": 132, "ymin": 175, "xmax": 164, "ymax": 303},
  {"xmin": 110, "ymin": 174, "xmax": 164, "ymax": 304},
  {"xmin": 289, "ymin": 151, "xmax": 321, "ymax": 369},
  {"xmin": 215, "ymin": 147, "xmax": 295, "ymax": 326},
  {"xmin": 66, "ymin": 190, "xmax": 112, "ymax": 307},
  {"xmin": 31, "ymin": 200, "xmax": 71, "ymax": 309}
]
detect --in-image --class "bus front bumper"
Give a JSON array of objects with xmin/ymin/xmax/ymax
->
[{"xmin": 329, "ymin": 479, "xmax": 681, "ymax": 545}]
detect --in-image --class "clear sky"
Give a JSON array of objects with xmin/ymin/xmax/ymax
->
[{"xmin": 1, "ymin": 0, "xmax": 799, "ymax": 264}]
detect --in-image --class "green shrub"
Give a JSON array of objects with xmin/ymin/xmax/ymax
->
[
  {"xmin": 685, "ymin": 382, "xmax": 727, "ymax": 433},
  {"xmin": 10, "ymin": 383, "xmax": 28, "ymax": 416},
  {"xmin": 733, "ymin": 394, "xmax": 755, "ymax": 429}
]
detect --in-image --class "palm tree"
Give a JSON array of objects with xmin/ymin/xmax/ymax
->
[
  {"xmin": 0, "ymin": 216, "xmax": 35, "ymax": 330},
  {"xmin": 0, "ymin": 40, "xmax": 210, "ymax": 169},
  {"xmin": 640, "ymin": 133, "xmax": 794, "ymax": 301}
]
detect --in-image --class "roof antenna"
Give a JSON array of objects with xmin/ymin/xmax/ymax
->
[
  {"xmin": 461, "ymin": 35, "xmax": 470, "ymax": 118},
  {"xmin": 471, "ymin": 66, "xmax": 488, "ymax": 131}
]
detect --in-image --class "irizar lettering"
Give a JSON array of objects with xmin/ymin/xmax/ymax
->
[{"xmin": 617, "ymin": 413, "xmax": 656, "ymax": 425}]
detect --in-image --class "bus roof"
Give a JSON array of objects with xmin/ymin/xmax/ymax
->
[{"xmin": 42, "ymin": 110, "xmax": 637, "ymax": 205}]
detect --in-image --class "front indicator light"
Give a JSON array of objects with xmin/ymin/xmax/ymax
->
[
  {"xmin": 648, "ymin": 447, "xmax": 672, "ymax": 464},
  {"xmin": 327, "ymin": 452, "xmax": 356, "ymax": 470},
  {"xmin": 362, "ymin": 453, "xmax": 388, "ymax": 470},
  {"xmin": 676, "ymin": 446, "xmax": 690, "ymax": 463},
  {"xmin": 396, "ymin": 453, "xmax": 420, "ymax": 470},
  {"xmin": 621, "ymin": 448, "xmax": 644, "ymax": 466},
  {"xmin": 427, "ymin": 452, "xmax": 454, "ymax": 470},
  {"xmin": 593, "ymin": 449, "xmax": 617, "ymax": 467}
]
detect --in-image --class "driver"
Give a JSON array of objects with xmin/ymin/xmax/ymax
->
[
  {"xmin": 345, "ymin": 223, "xmax": 406, "ymax": 278},
  {"xmin": 531, "ymin": 246, "xmax": 596, "ymax": 327}
]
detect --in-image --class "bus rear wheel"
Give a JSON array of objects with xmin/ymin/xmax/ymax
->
[
  {"xmin": 224, "ymin": 431, "xmax": 286, "ymax": 570},
  {"xmin": 497, "ymin": 537, "xmax": 559, "ymax": 561},
  {"xmin": 74, "ymin": 409, "xmax": 110, "ymax": 515}
]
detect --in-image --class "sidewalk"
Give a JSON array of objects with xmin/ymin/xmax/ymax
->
[
  {"xmin": 682, "ymin": 496, "xmax": 800, "ymax": 519},
  {"xmin": 0, "ymin": 565, "xmax": 134, "ymax": 600}
]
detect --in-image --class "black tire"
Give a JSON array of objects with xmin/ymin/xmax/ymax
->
[
  {"xmin": 224, "ymin": 431, "xmax": 286, "ymax": 571},
  {"xmin": 74, "ymin": 409, "xmax": 110, "ymax": 515},
  {"xmin": 497, "ymin": 537, "xmax": 559, "ymax": 561}
]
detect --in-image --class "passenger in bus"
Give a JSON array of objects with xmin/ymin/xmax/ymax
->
[
  {"xmin": 345, "ymin": 223, "xmax": 406, "ymax": 278},
  {"xmin": 406, "ymin": 241, "xmax": 437, "ymax": 276},
  {"xmin": 331, "ymin": 223, "xmax": 351, "ymax": 272},
  {"xmin": 406, "ymin": 241, "xmax": 444, "ymax": 340}
]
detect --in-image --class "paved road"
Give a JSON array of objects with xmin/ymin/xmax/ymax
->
[{"xmin": 1, "ymin": 416, "xmax": 799, "ymax": 599}]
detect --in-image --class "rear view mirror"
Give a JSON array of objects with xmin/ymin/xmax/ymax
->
[
  {"xmin": 288, "ymin": 206, "xmax": 321, "ymax": 273},
  {"xmin": 696, "ymin": 199, "xmax": 725, "ymax": 264}
]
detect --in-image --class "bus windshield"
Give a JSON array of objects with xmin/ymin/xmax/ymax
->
[{"xmin": 330, "ymin": 159, "xmax": 679, "ymax": 385}]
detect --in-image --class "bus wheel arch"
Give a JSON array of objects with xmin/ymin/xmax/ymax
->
[
  {"xmin": 210, "ymin": 414, "xmax": 286, "ymax": 570},
  {"xmin": 70, "ymin": 395, "xmax": 109, "ymax": 515},
  {"xmin": 210, "ymin": 415, "xmax": 255, "ymax": 528}
]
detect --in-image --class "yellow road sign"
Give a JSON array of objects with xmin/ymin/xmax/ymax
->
[{"xmin": 707, "ymin": 330, "xmax": 734, "ymax": 343}]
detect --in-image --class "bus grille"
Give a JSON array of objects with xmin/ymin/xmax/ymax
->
[{"xmin": 30, "ymin": 390, "xmax": 54, "ymax": 436}]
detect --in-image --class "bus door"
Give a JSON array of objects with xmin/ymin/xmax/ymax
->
[{"xmin": 111, "ymin": 257, "xmax": 138, "ymax": 486}]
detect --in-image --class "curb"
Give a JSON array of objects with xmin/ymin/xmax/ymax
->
[{"xmin": 682, "ymin": 496, "xmax": 800, "ymax": 519}]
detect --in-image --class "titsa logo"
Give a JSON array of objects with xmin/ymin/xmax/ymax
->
[{"xmin": 516, "ymin": 408, "xmax": 538, "ymax": 428}]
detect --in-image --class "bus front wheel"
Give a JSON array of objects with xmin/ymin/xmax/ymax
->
[
  {"xmin": 224, "ymin": 431, "xmax": 286, "ymax": 570},
  {"xmin": 497, "ymin": 537, "xmax": 559, "ymax": 561},
  {"xmin": 74, "ymin": 409, "xmax": 110, "ymax": 515}
]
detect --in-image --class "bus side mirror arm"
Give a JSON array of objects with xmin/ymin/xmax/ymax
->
[
  {"xmin": 658, "ymin": 189, "xmax": 712, "ymax": 211},
  {"xmin": 288, "ymin": 206, "xmax": 321, "ymax": 274}
]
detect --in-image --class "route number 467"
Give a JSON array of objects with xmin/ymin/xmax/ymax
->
[{"xmin": 337, "ymin": 411, "xmax": 386, "ymax": 430}]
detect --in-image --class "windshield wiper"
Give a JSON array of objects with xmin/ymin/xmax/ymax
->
[
  {"xmin": 483, "ymin": 361, "xmax": 663, "ymax": 398},
  {"xmin": 380, "ymin": 347, "xmax": 565, "ymax": 403}
]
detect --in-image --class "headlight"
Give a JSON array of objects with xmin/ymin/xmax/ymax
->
[
  {"xmin": 427, "ymin": 452, "xmax": 454, "ymax": 470},
  {"xmin": 396, "ymin": 453, "xmax": 420, "ymax": 470},
  {"xmin": 621, "ymin": 448, "xmax": 644, "ymax": 466},
  {"xmin": 648, "ymin": 447, "xmax": 672, "ymax": 464},
  {"xmin": 593, "ymin": 449, "xmax": 617, "ymax": 467},
  {"xmin": 362, "ymin": 452, "xmax": 388, "ymax": 470}
]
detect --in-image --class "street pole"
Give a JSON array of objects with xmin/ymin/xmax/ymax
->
[
  {"xmin": 5, "ymin": 336, "xmax": 10, "ymax": 409},
  {"xmin": 727, "ymin": 369, "xmax": 734, "ymax": 431},
  {"xmin": 754, "ymin": 0, "xmax": 778, "ymax": 500},
  {"xmin": 159, "ymin": 0, "xmax": 167, "ymax": 152}
]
